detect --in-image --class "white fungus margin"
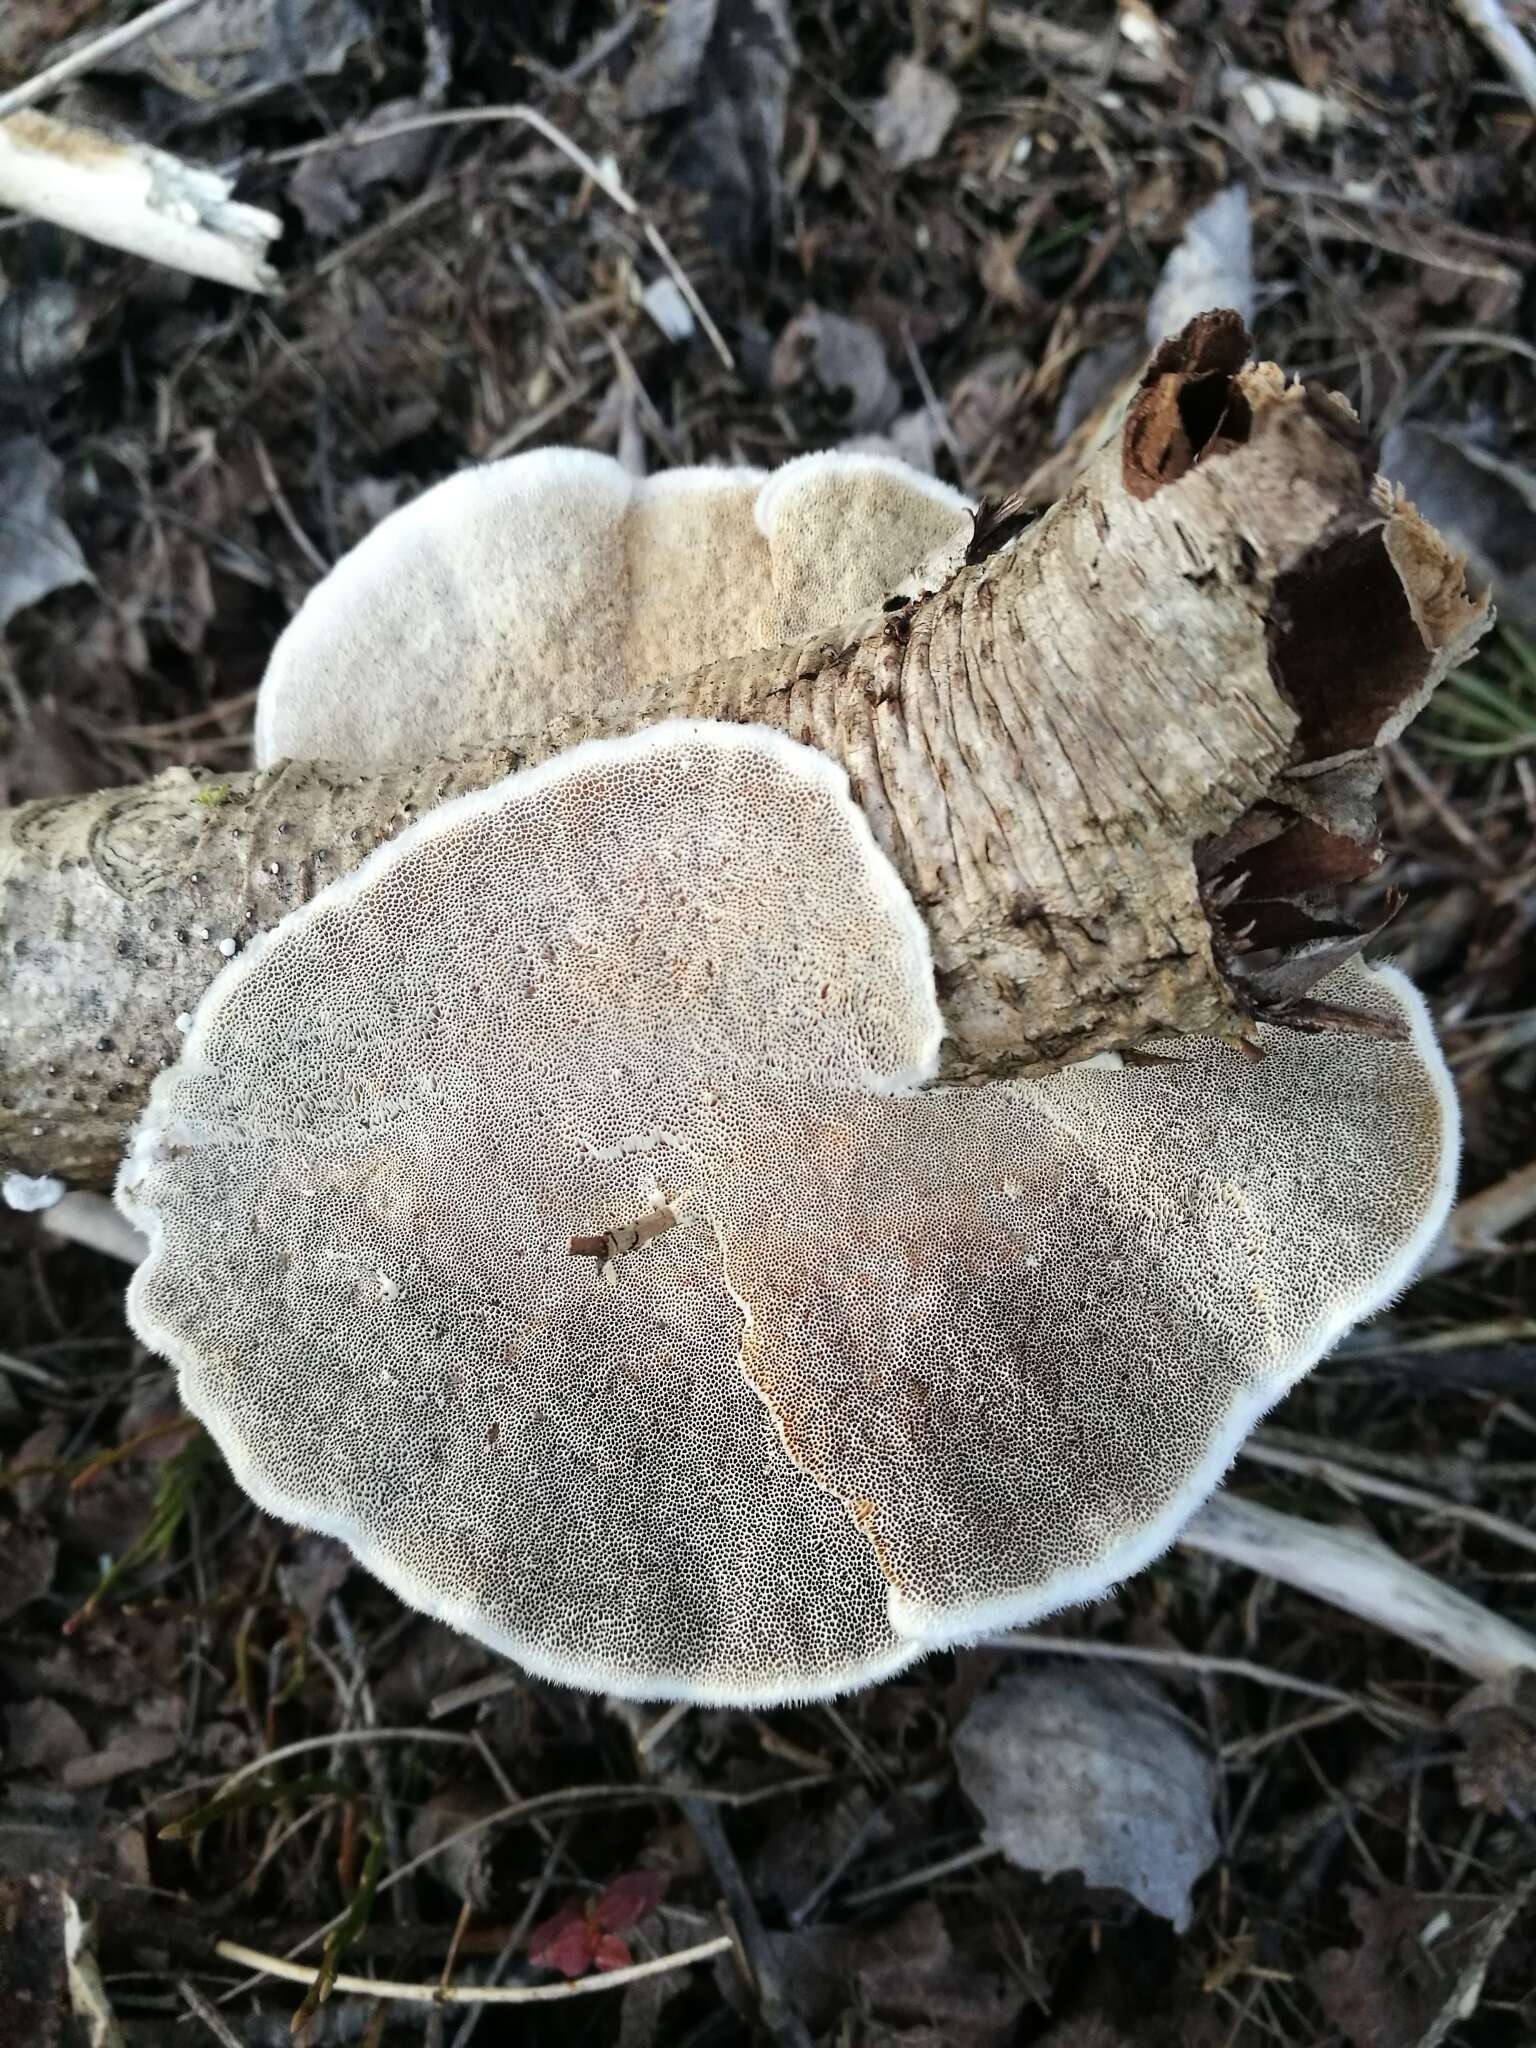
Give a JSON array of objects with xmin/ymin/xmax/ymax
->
[
  {"xmin": 118, "ymin": 722, "xmax": 1458, "ymax": 1704},
  {"xmin": 252, "ymin": 448, "xmax": 974, "ymax": 770}
]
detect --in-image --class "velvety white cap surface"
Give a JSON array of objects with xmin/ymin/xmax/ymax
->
[
  {"xmin": 253, "ymin": 449, "xmax": 973, "ymax": 769},
  {"xmin": 119, "ymin": 723, "xmax": 1457, "ymax": 1703}
]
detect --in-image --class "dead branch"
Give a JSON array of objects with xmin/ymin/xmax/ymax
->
[{"xmin": 0, "ymin": 318, "xmax": 1489, "ymax": 1186}]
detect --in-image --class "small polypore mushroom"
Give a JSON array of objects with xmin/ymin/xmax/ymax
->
[
  {"xmin": 252, "ymin": 448, "xmax": 972, "ymax": 768},
  {"xmin": 117, "ymin": 720, "xmax": 1458, "ymax": 1705}
]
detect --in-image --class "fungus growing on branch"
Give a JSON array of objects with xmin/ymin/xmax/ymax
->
[
  {"xmin": 117, "ymin": 721, "xmax": 1457, "ymax": 1704},
  {"xmin": 253, "ymin": 449, "xmax": 971, "ymax": 768}
]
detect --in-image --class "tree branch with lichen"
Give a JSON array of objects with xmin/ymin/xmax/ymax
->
[{"xmin": 0, "ymin": 316, "xmax": 1490, "ymax": 1188}]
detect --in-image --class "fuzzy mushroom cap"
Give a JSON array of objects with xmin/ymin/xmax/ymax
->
[
  {"xmin": 118, "ymin": 722, "xmax": 1457, "ymax": 1705},
  {"xmin": 251, "ymin": 449, "xmax": 972, "ymax": 770}
]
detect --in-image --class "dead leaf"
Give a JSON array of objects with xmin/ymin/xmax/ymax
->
[
  {"xmin": 872, "ymin": 57, "xmax": 961, "ymax": 170},
  {"xmin": 528, "ymin": 1871, "xmax": 669, "ymax": 1981},
  {"xmin": 98, "ymin": 0, "xmax": 371, "ymax": 108},
  {"xmin": 4, "ymin": 1699, "xmax": 91, "ymax": 1774},
  {"xmin": 769, "ymin": 1899, "xmax": 1028, "ymax": 2044},
  {"xmin": 1450, "ymin": 1673, "xmax": 1536, "ymax": 1817},
  {"xmin": 0, "ymin": 279, "xmax": 92, "ymax": 402},
  {"xmin": 770, "ymin": 305, "xmax": 901, "ymax": 432},
  {"xmin": 1146, "ymin": 185, "xmax": 1254, "ymax": 346},
  {"xmin": 405, "ymin": 1786, "xmax": 501, "ymax": 1909},
  {"xmin": 61, "ymin": 1720, "xmax": 180, "ymax": 1791},
  {"xmin": 288, "ymin": 98, "xmax": 439, "ymax": 240},
  {"xmin": 0, "ymin": 437, "xmax": 90, "ymax": 634},
  {"xmin": 623, "ymin": 0, "xmax": 798, "ymax": 262},
  {"xmin": 1311, "ymin": 1887, "xmax": 1482, "ymax": 2048},
  {"xmin": 0, "ymin": 1517, "xmax": 58, "ymax": 1621},
  {"xmin": 952, "ymin": 1662, "xmax": 1220, "ymax": 1931}
]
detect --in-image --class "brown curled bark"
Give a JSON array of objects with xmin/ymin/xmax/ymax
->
[{"xmin": 0, "ymin": 320, "xmax": 1489, "ymax": 1188}]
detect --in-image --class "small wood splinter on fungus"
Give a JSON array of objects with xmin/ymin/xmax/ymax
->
[{"xmin": 569, "ymin": 1202, "xmax": 682, "ymax": 1265}]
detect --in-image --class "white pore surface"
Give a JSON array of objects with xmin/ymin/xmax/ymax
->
[
  {"xmin": 252, "ymin": 449, "xmax": 973, "ymax": 769},
  {"xmin": 120, "ymin": 723, "xmax": 1458, "ymax": 1704}
]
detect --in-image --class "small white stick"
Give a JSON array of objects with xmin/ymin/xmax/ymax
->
[
  {"xmin": 211, "ymin": 1932, "xmax": 734, "ymax": 2004},
  {"xmin": 40, "ymin": 1191, "xmax": 148, "ymax": 1266},
  {"xmin": 1448, "ymin": 0, "xmax": 1536, "ymax": 113},
  {"xmin": 0, "ymin": 0, "xmax": 214, "ymax": 122},
  {"xmin": 0, "ymin": 109, "xmax": 280, "ymax": 292},
  {"xmin": 1422, "ymin": 1154, "xmax": 1536, "ymax": 1273},
  {"xmin": 1182, "ymin": 1494, "xmax": 1536, "ymax": 1681}
]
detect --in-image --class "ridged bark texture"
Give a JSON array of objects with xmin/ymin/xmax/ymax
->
[{"xmin": 0, "ymin": 318, "xmax": 1489, "ymax": 1186}]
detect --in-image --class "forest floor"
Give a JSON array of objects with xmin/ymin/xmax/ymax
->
[{"xmin": 1, "ymin": 3, "xmax": 1534, "ymax": 2044}]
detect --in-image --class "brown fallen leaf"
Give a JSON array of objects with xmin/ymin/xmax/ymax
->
[{"xmin": 1311, "ymin": 1886, "xmax": 1487, "ymax": 2048}]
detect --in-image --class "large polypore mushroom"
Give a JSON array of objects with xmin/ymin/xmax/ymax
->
[
  {"xmin": 253, "ymin": 449, "xmax": 971, "ymax": 767},
  {"xmin": 118, "ymin": 720, "xmax": 1457, "ymax": 1704}
]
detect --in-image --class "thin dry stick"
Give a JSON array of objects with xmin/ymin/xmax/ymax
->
[
  {"xmin": 188, "ymin": 1725, "xmax": 479, "ymax": 1806},
  {"xmin": 177, "ymin": 1977, "xmax": 244, "ymax": 2048},
  {"xmin": 213, "ymin": 1773, "xmax": 831, "ymax": 2006},
  {"xmin": 268, "ymin": 105, "xmax": 734, "ymax": 369},
  {"xmin": 1423, "ymin": 1155, "xmax": 1536, "ymax": 1273},
  {"xmin": 429, "ymin": 1670, "xmax": 520, "ymax": 1720},
  {"xmin": 842, "ymin": 1842, "xmax": 999, "ymax": 1910},
  {"xmin": 1182, "ymin": 1495, "xmax": 1536, "ymax": 1681},
  {"xmin": 40, "ymin": 1193, "xmax": 147, "ymax": 1266},
  {"xmin": 0, "ymin": 0, "xmax": 212, "ymax": 121},
  {"xmin": 989, "ymin": 1631, "xmax": 1436, "ymax": 1728},
  {"xmin": 211, "ymin": 1932, "xmax": 734, "ymax": 2004},
  {"xmin": 1412, "ymin": 1869, "xmax": 1536, "ymax": 2048},
  {"xmin": 1448, "ymin": 0, "xmax": 1536, "ymax": 113},
  {"xmin": 1238, "ymin": 1439, "xmax": 1536, "ymax": 1561}
]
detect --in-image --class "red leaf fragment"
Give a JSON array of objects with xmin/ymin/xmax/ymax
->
[
  {"xmin": 595, "ymin": 1869, "xmax": 668, "ymax": 1933},
  {"xmin": 592, "ymin": 1933, "xmax": 633, "ymax": 1973},
  {"xmin": 528, "ymin": 1872, "xmax": 666, "ymax": 1980},
  {"xmin": 527, "ymin": 1901, "xmax": 596, "ymax": 1980}
]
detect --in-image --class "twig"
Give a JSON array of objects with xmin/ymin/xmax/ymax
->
[
  {"xmin": 1182, "ymin": 1495, "xmax": 1536, "ymax": 1681},
  {"xmin": 448, "ymin": 1817, "xmax": 573, "ymax": 2048},
  {"xmin": 988, "ymin": 1631, "xmax": 1436, "ymax": 1727},
  {"xmin": 40, "ymin": 1193, "xmax": 147, "ymax": 1266},
  {"xmin": 1389, "ymin": 743, "xmax": 1501, "ymax": 870},
  {"xmin": 1412, "ymin": 1868, "xmax": 1536, "ymax": 2048},
  {"xmin": 211, "ymin": 1773, "xmax": 831, "ymax": 2005},
  {"xmin": 612, "ymin": 1699, "xmax": 812, "ymax": 2048},
  {"xmin": 1237, "ymin": 1439, "xmax": 1536, "ymax": 1560},
  {"xmin": 0, "ymin": 110, "xmax": 280, "ymax": 291},
  {"xmin": 1447, "ymin": 0, "xmax": 1536, "ymax": 113},
  {"xmin": 0, "ymin": 0, "xmax": 213, "ymax": 121},
  {"xmin": 265, "ymin": 105, "xmax": 733, "ymax": 368},
  {"xmin": 841, "ymin": 1841, "xmax": 998, "ymax": 1909},
  {"xmin": 428, "ymin": 1670, "xmax": 521, "ymax": 1719},
  {"xmin": 211, "ymin": 1932, "xmax": 733, "ymax": 2003},
  {"xmin": 1423, "ymin": 1156, "xmax": 1536, "ymax": 1273},
  {"xmin": 636, "ymin": 1699, "xmax": 691, "ymax": 1757},
  {"xmin": 177, "ymin": 1977, "xmax": 245, "ymax": 2048},
  {"xmin": 676, "ymin": 1794, "xmax": 812, "ymax": 2048}
]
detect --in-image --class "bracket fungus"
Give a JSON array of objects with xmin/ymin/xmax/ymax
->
[
  {"xmin": 252, "ymin": 448, "xmax": 971, "ymax": 768},
  {"xmin": 118, "ymin": 720, "xmax": 1458, "ymax": 1705}
]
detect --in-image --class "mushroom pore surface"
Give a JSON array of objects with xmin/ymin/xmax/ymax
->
[
  {"xmin": 118, "ymin": 722, "xmax": 1457, "ymax": 1704},
  {"xmin": 252, "ymin": 449, "xmax": 972, "ymax": 769}
]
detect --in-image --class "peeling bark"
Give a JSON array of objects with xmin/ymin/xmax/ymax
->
[{"xmin": 0, "ymin": 320, "xmax": 1489, "ymax": 1187}]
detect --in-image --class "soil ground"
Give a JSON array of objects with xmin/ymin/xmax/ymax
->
[{"xmin": 1, "ymin": 3, "xmax": 1534, "ymax": 2044}]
